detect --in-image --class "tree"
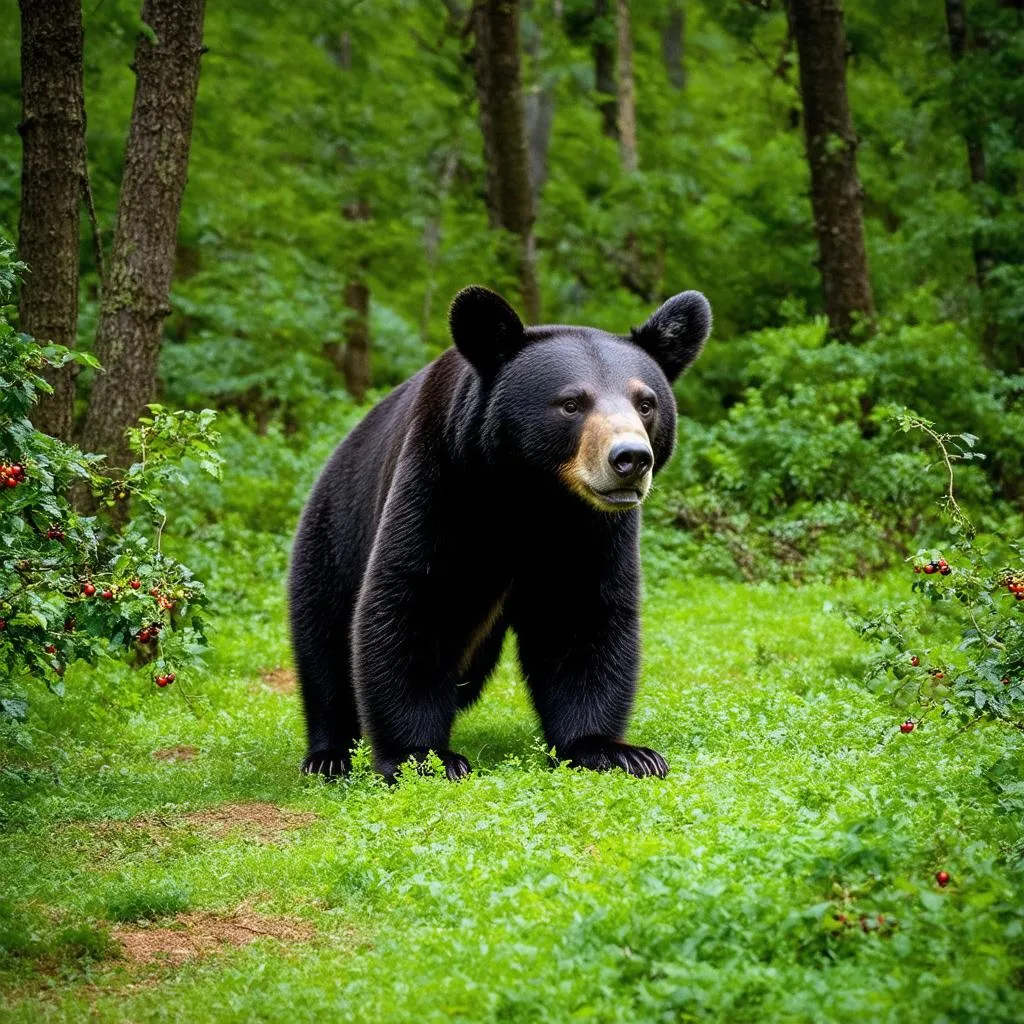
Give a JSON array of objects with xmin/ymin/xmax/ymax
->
[
  {"xmin": 616, "ymin": 0, "xmax": 638, "ymax": 173},
  {"xmin": 789, "ymin": 0, "xmax": 874, "ymax": 341},
  {"xmin": 662, "ymin": 2, "xmax": 686, "ymax": 89},
  {"xmin": 16, "ymin": 0, "xmax": 87, "ymax": 441},
  {"xmin": 471, "ymin": 0, "xmax": 540, "ymax": 323},
  {"xmin": 593, "ymin": 0, "xmax": 618, "ymax": 139},
  {"xmin": 79, "ymin": 0, "xmax": 206, "ymax": 465}
]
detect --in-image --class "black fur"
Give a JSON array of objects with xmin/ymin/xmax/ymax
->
[{"xmin": 289, "ymin": 287, "xmax": 712, "ymax": 782}]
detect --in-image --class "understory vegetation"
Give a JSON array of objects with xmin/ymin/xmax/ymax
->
[{"xmin": 2, "ymin": 0, "xmax": 1023, "ymax": 1019}]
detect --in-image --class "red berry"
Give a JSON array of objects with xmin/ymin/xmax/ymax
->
[
  {"xmin": 0, "ymin": 619, "xmax": 6, "ymax": 630},
  {"xmin": 101, "ymin": 589, "xmax": 114, "ymax": 600},
  {"xmin": 83, "ymin": 583, "xmax": 96, "ymax": 597},
  {"xmin": 1002, "ymin": 678, "xmax": 1011, "ymax": 686},
  {"xmin": 938, "ymin": 559, "xmax": 948, "ymax": 569},
  {"xmin": 5, "ymin": 477, "xmax": 17, "ymax": 488},
  {"xmin": 923, "ymin": 564, "xmax": 936, "ymax": 575},
  {"xmin": 932, "ymin": 671, "xmax": 945, "ymax": 680},
  {"xmin": 10, "ymin": 465, "xmax": 22, "ymax": 477},
  {"xmin": 913, "ymin": 565, "xmax": 922, "ymax": 574},
  {"xmin": 910, "ymin": 655, "xmax": 920, "ymax": 667},
  {"xmin": 939, "ymin": 566, "xmax": 951, "ymax": 576},
  {"xmin": 936, "ymin": 871, "xmax": 950, "ymax": 887},
  {"xmin": 165, "ymin": 672, "xmax": 175, "ymax": 684},
  {"xmin": 138, "ymin": 629, "xmax": 151, "ymax": 644},
  {"xmin": 130, "ymin": 579, "xmax": 141, "ymax": 590},
  {"xmin": 155, "ymin": 676, "xmax": 168, "ymax": 688},
  {"xmin": 45, "ymin": 644, "xmax": 56, "ymax": 654},
  {"xmin": 900, "ymin": 720, "xmax": 915, "ymax": 733}
]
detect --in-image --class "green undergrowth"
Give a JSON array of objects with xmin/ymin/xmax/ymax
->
[{"xmin": 1, "ymin": 565, "xmax": 1022, "ymax": 1022}]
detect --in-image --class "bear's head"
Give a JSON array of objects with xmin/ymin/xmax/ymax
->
[{"xmin": 449, "ymin": 286, "xmax": 712, "ymax": 513}]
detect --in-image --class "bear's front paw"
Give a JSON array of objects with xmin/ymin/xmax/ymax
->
[
  {"xmin": 375, "ymin": 747, "xmax": 472, "ymax": 784},
  {"xmin": 301, "ymin": 749, "xmax": 352, "ymax": 779},
  {"xmin": 561, "ymin": 737, "xmax": 668, "ymax": 778}
]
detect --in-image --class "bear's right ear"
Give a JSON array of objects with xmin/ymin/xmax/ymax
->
[{"xmin": 449, "ymin": 286, "xmax": 526, "ymax": 380}]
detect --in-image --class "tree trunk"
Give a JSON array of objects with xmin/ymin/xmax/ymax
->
[
  {"xmin": 662, "ymin": 2, "xmax": 686, "ymax": 89},
  {"xmin": 420, "ymin": 148, "xmax": 460, "ymax": 344},
  {"xmin": 338, "ymin": 200, "xmax": 371, "ymax": 404},
  {"xmin": 523, "ymin": 1, "xmax": 555, "ymax": 205},
  {"xmin": 471, "ymin": 0, "xmax": 540, "ymax": 323},
  {"xmin": 593, "ymin": 0, "xmax": 618, "ymax": 139},
  {"xmin": 790, "ymin": 0, "xmax": 874, "ymax": 341},
  {"xmin": 944, "ymin": 0, "xmax": 992, "ymax": 294},
  {"xmin": 79, "ymin": 0, "xmax": 206, "ymax": 464},
  {"xmin": 16, "ymin": 0, "xmax": 86, "ymax": 441},
  {"xmin": 616, "ymin": 0, "xmax": 638, "ymax": 173}
]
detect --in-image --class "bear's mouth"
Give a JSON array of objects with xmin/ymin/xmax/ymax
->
[{"xmin": 587, "ymin": 485, "xmax": 643, "ymax": 511}]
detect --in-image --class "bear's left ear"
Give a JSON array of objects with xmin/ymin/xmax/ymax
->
[
  {"xmin": 631, "ymin": 291, "xmax": 712, "ymax": 382},
  {"xmin": 449, "ymin": 286, "xmax": 526, "ymax": 380}
]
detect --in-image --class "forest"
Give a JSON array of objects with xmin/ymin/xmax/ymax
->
[{"xmin": 1, "ymin": 0, "xmax": 1023, "ymax": 1020}]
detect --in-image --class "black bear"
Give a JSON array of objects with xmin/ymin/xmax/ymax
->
[{"xmin": 289, "ymin": 286, "xmax": 712, "ymax": 782}]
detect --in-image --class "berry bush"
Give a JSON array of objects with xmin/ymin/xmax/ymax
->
[{"xmin": 0, "ymin": 243, "xmax": 221, "ymax": 730}]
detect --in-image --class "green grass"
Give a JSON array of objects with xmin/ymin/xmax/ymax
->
[{"xmin": 1, "ymin": 568, "xmax": 1023, "ymax": 1022}]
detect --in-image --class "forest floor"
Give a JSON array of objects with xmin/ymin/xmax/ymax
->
[{"xmin": 1, "ymin": 571, "xmax": 1023, "ymax": 1022}]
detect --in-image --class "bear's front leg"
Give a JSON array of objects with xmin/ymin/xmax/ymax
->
[
  {"xmin": 512, "ymin": 550, "xmax": 668, "ymax": 780},
  {"xmin": 351, "ymin": 545, "xmax": 472, "ymax": 784}
]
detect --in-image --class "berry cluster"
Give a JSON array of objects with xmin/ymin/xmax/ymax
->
[
  {"xmin": 914, "ymin": 558, "xmax": 950, "ymax": 576},
  {"xmin": 46, "ymin": 526, "xmax": 65, "ymax": 541},
  {"xmin": 154, "ymin": 672, "xmax": 176, "ymax": 688},
  {"xmin": 1001, "ymin": 575, "xmax": 1024, "ymax": 602},
  {"xmin": 136, "ymin": 623, "xmax": 162, "ymax": 644},
  {"xmin": 1, "ymin": 463, "xmax": 26, "ymax": 489}
]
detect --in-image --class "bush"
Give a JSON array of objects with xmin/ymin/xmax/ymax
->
[{"xmin": 0, "ymin": 242, "xmax": 221, "ymax": 731}]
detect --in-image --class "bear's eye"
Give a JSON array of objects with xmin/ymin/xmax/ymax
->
[
  {"xmin": 637, "ymin": 398, "xmax": 655, "ymax": 417},
  {"xmin": 561, "ymin": 398, "xmax": 580, "ymax": 416}
]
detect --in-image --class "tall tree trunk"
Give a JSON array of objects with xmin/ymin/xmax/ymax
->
[
  {"xmin": 420, "ymin": 148, "xmax": 460, "ymax": 344},
  {"xmin": 790, "ymin": 0, "xmax": 874, "ymax": 341},
  {"xmin": 593, "ymin": 0, "xmax": 618, "ymax": 139},
  {"xmin": 79, "ymin": 0, "xmax": 206, "ymax": 464},
  {"xmin": 662, "ymin": 1, "xmax": 686, "ymax": 90},
  {"xmin": 523, "ymin": 1, "xmax": 555, "ymax": 205},
  {"xmin": 616, "ymin": 0, "xmax": 638, "ymax": 173},
  {"xmin": 471, "ymin": 0, "xmax": 540, "ymax": 323},
  {"xmin": 16, "ymin": 0, "xmax": 86, "ymax": 441},
  {"xmin": 944, "ymin": 0, "xmax": 993, "ymax": 299},
  {"xmin": 337, "ymin": 200, "xmax": 371, "ymax": 403}
]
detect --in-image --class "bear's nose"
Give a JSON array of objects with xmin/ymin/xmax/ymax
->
[{"xmin": 608, "ymin": 441, "xmax": 653, "ymax": 481}]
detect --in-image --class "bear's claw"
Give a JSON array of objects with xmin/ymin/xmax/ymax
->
[
  {"xmin": 562, "ymin": 737, "xmax": 668, "ymax": 778},
  {"xmin": 301, "ymin": 749, "xmax": 351, "ymax": 779}
]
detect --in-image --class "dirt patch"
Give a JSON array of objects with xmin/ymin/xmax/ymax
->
[
  {"xmin": 114, "ymin": 910, "xmax": 314, "ymax": 966},
  {"xmin": 260, "ymin": 667, "xmax": 297, "ymax": 693},
  {"xmin": 152, "ymin": 744, "xmax": 198, "ymax": 762},
  {"xmin": 180, "ymin": 801, "xmax": 317, "ymax": 843}
]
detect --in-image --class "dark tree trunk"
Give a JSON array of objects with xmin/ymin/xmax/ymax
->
[
  {"xmin": 17, "ymin": 0, "xmax": 86, "ymax": 441},
  {"xmin": 420, "ymin": 148, "xmax": 460, "ymax": 343},
  {"xmin": 790, "ymin": 0, "xmax": 874, "ymax": 341},
  {"xmin": 616, "ymin": 0, "xmax": 638, "ymax": 173},
  {"xmin": 593, "ymin": 0, "xmax": 618, "ymax": 139},
  {"xmin": 523, "ymin": 1, "xmax": 555, "ymax": 204},
  {"xmin": 79, "ymin": 0, "xmax": 206, "ymax": 464},
  {"xmin": 471, "ymin": 0, "xmax": 540, "ymax": 323},
  {"xmin": 662, "ymin": 2, "xmax": 686, "ymax": 89},
  {"xmin": 334, "ymin": 200, "xmax": 371, "ymax": 404},
  {"xmin": 944, "ymin": 0, "xmax": 993, "ymax": 298}
]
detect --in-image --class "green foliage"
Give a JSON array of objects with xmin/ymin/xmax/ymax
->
[{"xmin": 0, "ymin": 243, "xmax": 218, "ymax": 729}]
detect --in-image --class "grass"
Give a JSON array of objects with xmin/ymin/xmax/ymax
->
[{"xmin": 1, "ymin": 560, "xmax": 1023, "ymax": 1022}]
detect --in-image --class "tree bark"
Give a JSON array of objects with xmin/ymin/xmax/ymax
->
[
  {"xmin": 593, "ymin": 0, "xmax": 618, "ymax": 139},
  {"xmin": 79, "ymin": 0, "xmax": 206, "ymax": 464},
  {"xmin": 944, "ymin": 0, "xmax": 993, "ymax": 296},
  {"xmin": 420, "ymin": 148, "xmax": 460, "ymax": 344},
  {"xmin": 471, "ymin": 0, "xmax": 540, "ymax": 323},
  {"xmin": 17, "ymin": 0, "xmax": 86, "ymax": 441},
  {"xmin": 662, "ymin": 1, "xmax": 686, "ymax": 89},
  {"xmin": 335, "ymin": 200, "xmax": 371, "ymax": 403},
  {"xmin": 523, "ymin": 1, "xmax": 555, "ymax": 205},
  {"xmin": 790, "ymin": 0, "xmax": 874, "ymax": 341},
  {"xmin": 616, "ymin": 0, "xmax": 638, "ymax": 173}
]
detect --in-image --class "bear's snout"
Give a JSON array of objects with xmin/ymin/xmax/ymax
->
[{"xmin": 608, "ymin": 440, "xmax": 653, "ymax": 483}]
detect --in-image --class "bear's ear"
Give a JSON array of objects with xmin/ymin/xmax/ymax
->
[
  {"xmin": 631, "ymin": 291, "xmax": 712, "ymax": 382},
  {"xmin": 449, "ymin": 286, "xmax": 526, "ymax": 379}
]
